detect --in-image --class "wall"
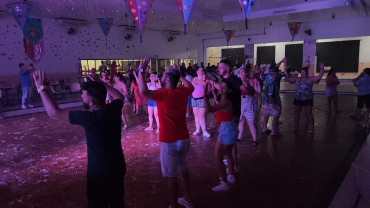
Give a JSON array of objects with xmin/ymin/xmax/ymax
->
[
  {"xmin": 0, "ymin": 16, "xmax": 198, "ymax": 84},
  {"xmin": 198, "ymin": 15, "xmax": 370, "ymax": 78}
]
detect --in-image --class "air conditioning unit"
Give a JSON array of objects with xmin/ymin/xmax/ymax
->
[{"xmin": 55, "ymin": 18, "xmax": 87, "ymax": 26}]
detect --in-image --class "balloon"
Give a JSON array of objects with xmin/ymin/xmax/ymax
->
[
  {"xmin": 125, "ymin": 0, "xmax": 153, "ymax": 42},
  {"xmin": 176, "ymin": 0, "xmax": 196, "ymax": 34},
  {"xmin": 7, "ymin": 3, "xmax": 30, "ymax": 29},
  {"xmin": 239, "ymin": 0, "xmax": 255, "ymax": 29}
]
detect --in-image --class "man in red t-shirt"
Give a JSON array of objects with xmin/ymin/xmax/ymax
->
[{"xmin": 137, "ymin": 58, "xmax": 194, "ymax": 208}]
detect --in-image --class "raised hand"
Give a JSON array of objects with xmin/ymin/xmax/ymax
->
[
  {"xmin": 319, "ymin": 62, "xmax": 324, "ymax": 70},
  {"xmin": 172, "ymin": 63, "xmax": 180, "ymax": 70},
  {"xmin": 32, "ymin": 70, "xmax": 47, "ymax": 88},
  {"xmin": 138, "ymin": 57, "xmax": 150, "ymax": 71},
  {"xmin": 87, "ymin": 73, "xmax": 100, "ymax": 82}
]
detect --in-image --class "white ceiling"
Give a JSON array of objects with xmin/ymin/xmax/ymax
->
[{"xmin": 0, "ymin": 0, "xmax": 364, "ymax": 34}]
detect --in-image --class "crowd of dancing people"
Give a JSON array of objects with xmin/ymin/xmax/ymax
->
[{"xmin": 29, "ymin": 57, "xmax": 370, "ymax": 208}]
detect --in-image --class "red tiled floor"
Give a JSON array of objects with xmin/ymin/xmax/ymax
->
[{"xmin": 0, "ymin": 93, "xmax": 367, "ymax": 208}]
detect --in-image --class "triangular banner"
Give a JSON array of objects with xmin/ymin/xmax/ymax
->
[
  {"xmin": 125, "ymin": 0, "xmax": 153, "ymax": 42},
  {"xmin": 7, "ymin": 3, "xmax": 30, "ymax": 29},
  {"xmin": 176, "ymin": 0, "xmax": 196, "ymax": 35},
  {"xmin": 23, "ymin": 18, "xmax": 43, "ymax": 45},
  {"xmin": 97, "ymin": 18, "xmax": 113, "ymax": 37},
  {"xmin": 239, "ymin": 0, "xmax": 255, "ymax": 29},
  {"xmin": 288, "ymin": 22, "xmax": 301, "ymax": 40},
  {"xmin": 223, "ymin": 30, "xmax": 236, "ymax": 45}
]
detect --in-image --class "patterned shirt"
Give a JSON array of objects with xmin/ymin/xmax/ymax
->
[
  {"xmin": 295, "ymin": 79, "xmax": 313, "ymax": 100},
  {"xmin": 262, "ymin": 75, "xmax": 281, "ymax": 105}
]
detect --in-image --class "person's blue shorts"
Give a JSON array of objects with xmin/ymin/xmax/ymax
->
[
  {"xmin": 217, "ymin": 121, "xmax": 238, "ymax": 145},
  {"xmin": 191, "ymin": 97, "xmax": 205, "ymax": 108},
  {"xmin": 148, "ymin": 99, "xmax": 157, "ymax": 107},
  {"xmin": 187, "ymin": 96, "xmax": 192, "ymax": 107}
]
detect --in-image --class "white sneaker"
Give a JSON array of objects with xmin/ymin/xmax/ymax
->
[
  {"xmin": 27, "ymin": 104, "xmax": 34, "ymax": 108},
  {"xmin": 21, "ymin": 105, "xmax": 27, "ymax": 109},
  {"xmin": 202, "ymin": 131, "xmax": 211, "ymax": 137},
  {"xmin": 177, "ymin": 197, "xmax": 194, "ymax": 208},
  {"xmin": 212, "ymin": 180, "xmax": 230, "ymax": 192},
  {"xmin": 227, "ymin": 174, "xmax": 236, "ymax": 184},
  {"xmin": 192, "ymin": 130, "xmax": 201, "ymax": 136}
]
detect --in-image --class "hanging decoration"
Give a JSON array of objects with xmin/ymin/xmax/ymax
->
[
  {"xmin": 288, "ymin": 22, "xmax": 301, "ymax": 41},
  {"xmin": 7, "ymin": 3, "xmax": 31, "ymax": 29},
  {"xmin": 125, "ymin": 0, "xmax": 153, "ymax": 42},
  {"xmin": 223, "ymin": 29, "xmax": 236, "ymax": 46},
  {"xmin": 22, "ymin": 18, "xmax": 44, "ymax": 62},
  {"xmin": 97, "ymin": 18, "xmax": 113, "ymax": 47},
  {"xmin": 176, "ymin": 0, "xmax": 196, "ymax": 35},
  {"xmin": 239, "ymin": 0, "xmax": 255, "ymax": 30}
]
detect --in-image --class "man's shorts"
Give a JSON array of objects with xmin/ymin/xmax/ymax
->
[
  {"xmin": 160, "ymin": 139, "xmax": 190, "ymax": 177},
  {"xmin": 357, "ymin": 94, "xmax": 370, "ymax": 108},
  {"xmin": 263, "ymin": 104, "xmax": 281, "ymax": 117}
]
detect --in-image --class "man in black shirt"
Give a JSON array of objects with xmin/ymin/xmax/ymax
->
[{"xmin": 33, "ymin": 70, "xmax": 126, "ymax": 208}]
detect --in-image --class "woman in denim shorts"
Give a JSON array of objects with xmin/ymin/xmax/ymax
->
[
  {"xmin": 204, "ymin": 81, "xmax": 238, "ymax": 192},
  {"xmin": 191, "ymin": 68, "xmax": 210, "ymax": 137},
  {"xmin": 145, "ymin": 73, "xmax": 162, "ymax": 133}
]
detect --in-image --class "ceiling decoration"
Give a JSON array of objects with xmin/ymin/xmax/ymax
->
[{"xmin": 0, "ymin": 0, "xmax": 359, "ymax": 34}]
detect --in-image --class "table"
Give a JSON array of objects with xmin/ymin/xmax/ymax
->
[{"xmin": 0, "ymin": 86, "xmax": 14, "ymax": 106}]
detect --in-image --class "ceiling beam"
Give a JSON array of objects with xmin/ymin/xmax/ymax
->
[{"xmin": 223, "ymin": 0, "xmax": 348, "ymax": 22}]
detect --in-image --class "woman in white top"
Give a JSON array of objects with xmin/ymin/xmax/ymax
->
[
  {"xmin": 145, "ymin": 72, "xmax": 162, "ymax": 133},
  {"xmin": 113, "ymin": 75, "xmax": 130, "ymax": 129},
  {"xmin": 192, "ymin": 67, "xmax": 211, "ymax": 137}
]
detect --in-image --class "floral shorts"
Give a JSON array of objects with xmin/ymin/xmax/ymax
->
[{"xmin": 263, "ymin": 104, "xmax": 281, "ymax": 117}]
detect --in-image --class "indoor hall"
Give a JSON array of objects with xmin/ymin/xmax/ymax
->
[{"xmin": 1, "ymin": 0, "xmax": 370, "ymax": 208}]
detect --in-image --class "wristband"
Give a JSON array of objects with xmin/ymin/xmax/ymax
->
[{"xmin": 37, "ymin": 85, "xmax": 46, "ymax": 93}]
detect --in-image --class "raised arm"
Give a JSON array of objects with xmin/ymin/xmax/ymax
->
[
  {"xmin": 137, "ymin": 58, "xmax": 154, "ymax": 100},
  {"xmin": 173, "ymin": 63, "xmax": 194, "ymax": 92},
  {"xmin": 310, "ymin": 62, "xmax": 324, "ymax": 84},
  {"xmin": 253, "ymin": 79, "xmax": 261, "ymax": 94},
  {"xmin": 33, "ymin": 71, "xmax": 70, "ymax": 123},
  {"xmin": 203, "ymin": 82, "xmax": 228, "ymax": 112},
  {"xmin": 284, "ymin": 72, "xmax": 298, "ymax": 84},
  {"xmin": 87, "ymin": 74, "xmax": 125, "ymax": 101},
  {"xmin": 275, "ymin": 58, "xmax": 285, "ymax": 68}
]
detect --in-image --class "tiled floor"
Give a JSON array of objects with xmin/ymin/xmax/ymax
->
[{"xmin": 0, "ymin": 92, "xmax": 368, "ymax": 208}]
